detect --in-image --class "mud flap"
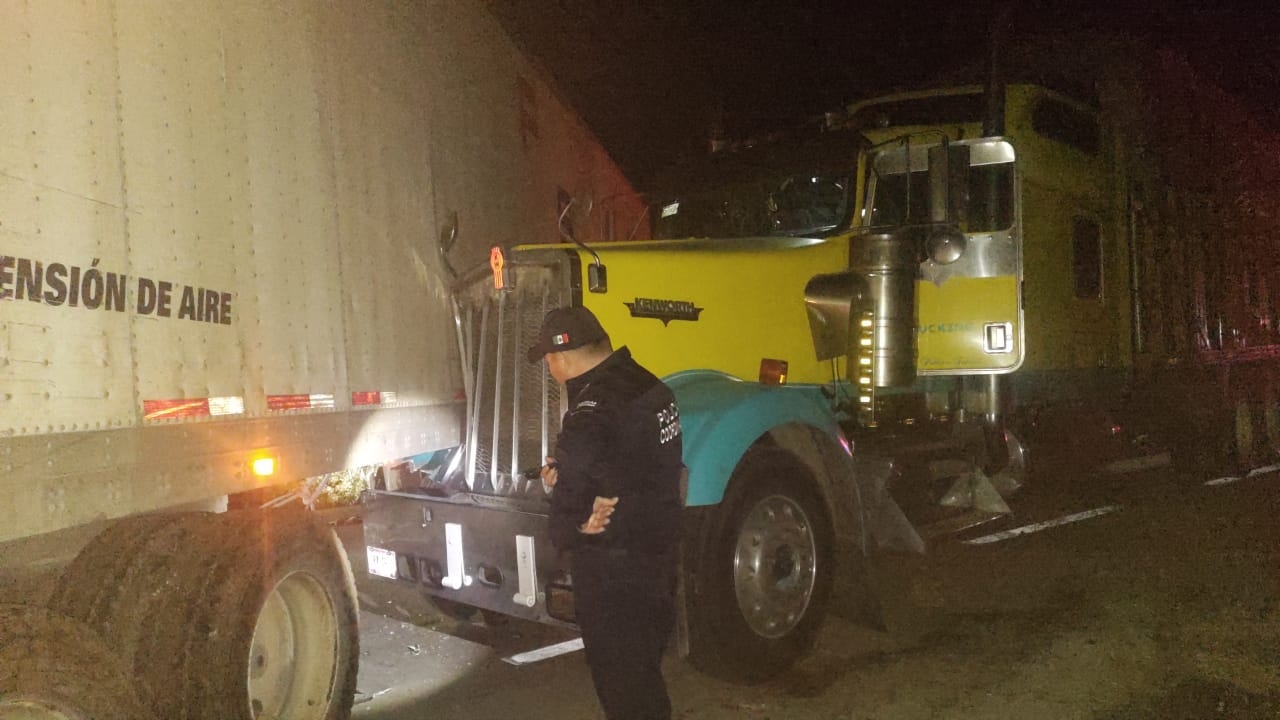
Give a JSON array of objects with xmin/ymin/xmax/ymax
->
[
  {"xmin": 857, "ymin": 455, "xmax": 925, "ymax": 555},
  {"xmin": 940, "ymin": 468, "xmax": 1013, "ymax": 514},
  {"xmin": 830, "ymin": 456, "xmax": 920, "ymax": 631}
]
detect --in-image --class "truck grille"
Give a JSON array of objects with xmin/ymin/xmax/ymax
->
[{"xmin": 453, "ymin": 260, "xmax": 572, "ymax": 495}]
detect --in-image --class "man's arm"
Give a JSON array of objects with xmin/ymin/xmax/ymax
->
[
  {"xmin": 547, "ymin": 403, "xmax": 615, "ymax": 549},
  {"xmin": 545, "ymin": 457, "xmax": 617, "ymax": 539}
]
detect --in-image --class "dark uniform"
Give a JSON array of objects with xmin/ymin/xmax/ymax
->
[{"xmin": 548, "ymin": 346, "xmax": 683, "ymax": 720}]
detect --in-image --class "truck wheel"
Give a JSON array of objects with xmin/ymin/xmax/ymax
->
[
  {"xmin": 48, "ymin": 508, "xmax": 359, "ymax": 720},
  {"xmin": 0, "ymin": 604, "xmax": 156, "ymax": 720},
  {"xmin": 688, "ymin": 447, "xmax": 833, "ymax": 683}
]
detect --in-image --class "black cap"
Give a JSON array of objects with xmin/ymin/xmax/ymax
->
[{"xmin": 526, "ymin": 306, "xmax": 607, "ymax": 363}]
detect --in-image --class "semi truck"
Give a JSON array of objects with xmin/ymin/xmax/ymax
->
[
  {"xmin": 0, "ymin": 1, "xmax": 645, "ymax": 717},
  {"xmin": 839, "ymin": 37, "xmax": 1280, "ymax": 479},
  {"xmin": 360, "ymin": 33, "xmax": 1280, "ymax": 685}
]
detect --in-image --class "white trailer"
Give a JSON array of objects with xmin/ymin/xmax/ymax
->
[{"xmin": 0, "ymin": 2, "xmax": 645, "ymax": 717}]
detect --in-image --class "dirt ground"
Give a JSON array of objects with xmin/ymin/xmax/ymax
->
[
  {"xmin": 2, "ymin": 467, "xmax": 1277, "ymax": 719},
  {"xmin": 355, "ymin": 466, "xmax": 1280, "ymax": 720},
  {"xmin": 659, "ymin": 471, "xmax": 1280, "ymax": 720}
]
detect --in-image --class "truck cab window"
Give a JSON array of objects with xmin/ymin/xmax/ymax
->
[
  {"xmin": 766, "ymin": 175, "xmax": 850, "ymax": 235},
  {"xmin": 867, "ymin": 170, "xmax": 931, "ymax": 227},
  {"xmin": 1031, "ymin": 98, "xmax": 1101, "ymax": 155},
  {"xmin": 653, "ymin": 172, "xmax": 852, "ymax": 239},
  {"xmin": 868, "ymin": 160, "xmax": 1014, "ymax": 233}
]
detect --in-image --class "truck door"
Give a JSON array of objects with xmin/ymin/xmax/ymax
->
[{"xmin": 864, "ymin": 138, "xmax": 1024, "ymax": 375}]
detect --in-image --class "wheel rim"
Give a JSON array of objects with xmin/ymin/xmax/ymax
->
[
  {"xmin": 732, "ymin": 493, "xmax": 818, "ymax": 639},
  {"xmin": 247, "ymin": 571, "xmax": 339, "ymax": 719}
]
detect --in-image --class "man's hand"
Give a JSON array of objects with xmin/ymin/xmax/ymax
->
[
  {"xmin": 579, "ymin": 496, "xmax": 618, "ymax": 534},
  {"xmin": 539, "ymin": 456, "xmax": 559, "ymax": 489}
]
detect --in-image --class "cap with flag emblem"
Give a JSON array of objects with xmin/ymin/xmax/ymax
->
[{"xmin": 527, "ymin": 306, "xmax": 607, "ymax": 362}]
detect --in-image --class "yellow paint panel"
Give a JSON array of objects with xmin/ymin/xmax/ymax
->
[
  {"xmin": 917, "ymin": 275, "xmax": 1021, "ymax": 372},
  {"xmin": 573, "ymin": 238, "xmax": 850, "ymax": 384}
]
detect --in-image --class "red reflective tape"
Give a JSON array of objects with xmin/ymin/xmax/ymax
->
[
  {"xmin": 144, "ymin": 398, "xmax": 211, "ymax": 420},
  {"xmin": 143, "ymin": 396, "xmax": 243, "ymax": 420},
  {"xmin": 267, "ymin": 394, "xmax": 312, "ymax": 411},
  {"xmin": 267, "ymin": 393, "xmax": 335, "ymax": 411},
  {"xmin": 351, "ymin": 391, "xmax": 382, "ymax": 406}
]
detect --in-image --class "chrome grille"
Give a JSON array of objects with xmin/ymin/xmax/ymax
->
[{"xmin": 454, "ymin": 263, "xmax": 571, "ymax": 494}]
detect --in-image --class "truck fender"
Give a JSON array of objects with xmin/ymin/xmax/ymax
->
[
  {"xmin": 665, "ymin": 369, "xmax": 921, "ymax": 554},
  {"xmin": 664, "ymin": 369, "xmax": 843, "ymax": 507},
  {"xmin": 665, "ymin": 371, "xmax": 909, "ymax": 642}
]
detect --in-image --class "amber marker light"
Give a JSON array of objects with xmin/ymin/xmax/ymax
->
[
  {"xmin": 490, "ymin": 246, "xmax": 506, "ymax": 289},
  {"xmin": 759, "ymin": 358, "xmax": 788, "ymax": 386},
  {"xmin": 251, "ymin": 455, "xmax": 278, "ymax": 478}
]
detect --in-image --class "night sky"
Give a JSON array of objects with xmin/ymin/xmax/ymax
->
[{"xmin": 490, "ymin": 0, "xmax": 1279, "ymax": 191}]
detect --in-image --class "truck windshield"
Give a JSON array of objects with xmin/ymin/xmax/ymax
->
[
  {"xmin": 653, "ymin": 172, "xmax": 852, "ymax": 239},
  {"xmin": 649, "ymin": 129, "xmax": 863, "ymax": 240}
]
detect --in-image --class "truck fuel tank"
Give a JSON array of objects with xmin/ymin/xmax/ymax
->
[{"xmin": 804, "ymin": 231, "xmax": 919, "ymax": 388}]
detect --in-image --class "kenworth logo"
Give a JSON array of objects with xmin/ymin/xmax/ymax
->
[{"xmin": 625, "ymin": 297, "xmax": 703, "ymax": 326}]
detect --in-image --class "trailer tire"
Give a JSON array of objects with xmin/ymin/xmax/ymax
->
[
  {"xmin": 0, "ymin": 604, "xmax": 157, "ymax": 720},
  {"xmin": 44, "ymin": 512, "xmax": 189, "ymax": 623},
  {"xmin": 688, "ymin": 447, "xmax": 833, "ymax": 683},
  {"xmin": 49, "ymin": 508, "xmax": 359, "ymax": 720}
]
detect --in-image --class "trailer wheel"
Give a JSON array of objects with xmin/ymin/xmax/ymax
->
[
  {"xmin": 0, "ymin": 604, "xmax": 156, "ymax": 720},
  {"xmin": 688, "ymin": 448, "xmax": 833, "ymax": 683},
  {"xmin": 48, "ymin": 508, "xmax": 359, "ymax": 720}
]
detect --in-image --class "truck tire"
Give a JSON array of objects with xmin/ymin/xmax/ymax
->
[
  {"xmin": 0, "ymin": 604, "xmax": 157, "ymax": 720},
  {"xmin": 48, "ymin": 507, "xmax": 359, "ymax": 720},
  {"xmin": 688, "ymin": 447, "xmax": 834, "ymax": 683}
]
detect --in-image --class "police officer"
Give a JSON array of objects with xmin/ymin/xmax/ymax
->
[{"xmin": 528, "ymin": 305, "xmax": 683, "ymax": 720}]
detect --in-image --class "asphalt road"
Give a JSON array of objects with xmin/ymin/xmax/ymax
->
[{"xmin": 347, "ymin": 457, "xmax": 1280, "ymax": 719}]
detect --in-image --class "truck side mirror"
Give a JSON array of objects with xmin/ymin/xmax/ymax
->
[
  {"xmin": 588, "ymin": 262, "xmax": 607, "ymax": 293},
  {"xmin": 927, "ymin": 143, "xmax": 970, "ymax": 227}
]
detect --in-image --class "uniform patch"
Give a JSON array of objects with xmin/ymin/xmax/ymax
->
[
  {"xmin": 552, "ymin": 332, "xmax": 570, "ymax": 346},
  {"xmin": 657, "ymin": 401, "xmax": 681, "ymax": 444}
]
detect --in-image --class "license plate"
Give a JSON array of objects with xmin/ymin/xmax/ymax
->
[{"xmin": 366, "ymin": 545, "xmax": 398, "ymax": 579}]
